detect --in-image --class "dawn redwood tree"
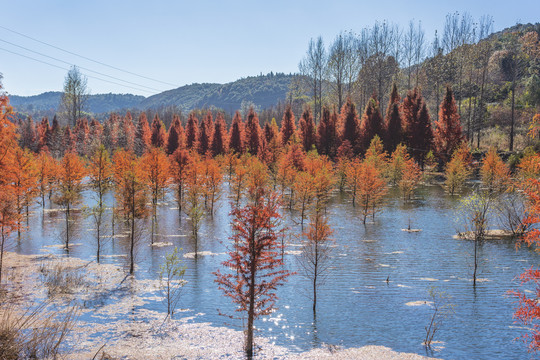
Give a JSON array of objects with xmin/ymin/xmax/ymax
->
[
  {"xmin": 11, "ymin": 147, "xmax": 38, "ymax": 239},
  {"xmin": 166, "ymin": 114, "xmax": 185, "ymax": 155},
  {"xmin": 201, "ymin": 157, "xmax": 223, "ymax": 215},
  {"xmin": 198, "ymin": 111, "xmax": 213, "ymax": 155},
  {"xmin": 229, "ymin": 111, "xmax": 244, "ymax": 154},
  {"xmin": 399, "ymin": 157, "xmax": 422, "ymax": 201},
  {"xmin": 299, "ymin": 106, "xmax": 317, "ymax": 152},
  {"xmin": 184, "ymin": 153, "xmax": 205, "ymax": 255},
  {"xmin": 0, "ymin": 87, "xmax": 19, "ymax": 284},
  {"xmin": 340, "ymin": 97, "xmax": 361, "ymax": 155},
  {"xmin": 214, "ymin": 188, "xmax": 292, "ymax": 359},
  {"xmin": 245, "ymin": 108, "xmax": 262, "ymax": 156},
  {"xmin": 118, "ymin": 114, "xmax": 136, "ymax": 153},
  {"xmin": 47, "ymin": 116, "xmax": 63, "ymax": 158},
  {"xmin": 113, "ymin": 149, "xmax": 148, "ymax": 275},
  {"xmin": 88, "ymin": 144, "xmax": 113, "ymax": 263},
  {"xmin": 293, "ymin": 171, "xmax": 315, "ymax": 228},
  {"xmin": 384, "ymin": 84, "xmax": 403, "ymax": 154},
  {"xmin": 35, "ymin": 151, "xmax": 55, "ymax": 208},
  {"xmin": 185, "ymin": 113, "xmax": 199, "ymax": 151},
  {"xmin": 317, "ymin": 106, "xmax": 339, "ymax": 158},
  {"xmin": 359, "ymin": 95, "xmax": 384, "ymax": 154},
  {"xmin": 434, "ymin": 86, "xmax": 464, "ymax": 164},
  {"xmin": 150, "ymin": 114, "xmax": 167, "ymax": 149},
  {"xmin": 261, "ymin": 118, "xmax": 281, "ymax": 165},
  {"xmin": 141, "ymin": 147, "xmax": 170, "ymax": 244},
  {"xmin": 481, "ymin": 148, "xmax": 510, "ymax": 195},
  {"xmin": 357, "ymin": 161, "xmax": 387, "ymax": 224},
  {"xmin": 444, "ymin": 142, "xmax": 472, "ymax": 196},
  {"xmin": 135, "ymin": 112, "xmax": 152, "ymax": 156},
  {"xmin": 298, "ymin": 210, "xmax": 333, "ymax": 311},
  {"xmin": 73, "ymin": 117, "xmax": 90, "ymax": 157},
  {"xmin": 89, "ymin": 118, "xmax": 104, "ymax": 151},
  {"xmin": 102, "ymin": 114, "xmax": 119, "ymax": 152},
  {"xmin": 36, "ymin": 117, "xmax": 50, "ymax": 152},
  {"xmin": 62, "ymin": 126, "xmax": 76, "ymax": 155},
  {"xmin": 211, "ymin": 112, "xmax": 228, "ymax": 156},
  {"xmin": 402, "ymin": 88, "xmax": 433, "ymax": 168},
  {"xmin": 280, "ymin": 104, "xmax": 296, "ymax": 146},
  {"xmin": 55, "ymin": 151, "xmax": 86, "ymax": 249},
  {"xmin": 169, "ymin": 148, "xmax": 192, "ymax": 218}
]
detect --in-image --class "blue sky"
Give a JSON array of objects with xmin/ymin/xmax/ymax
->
[{"xmin": 1, "ymin": 0, "xmax": 539, "ymax": 96}]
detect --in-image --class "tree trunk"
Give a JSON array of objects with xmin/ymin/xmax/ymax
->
[
  {"xmin": 0, "ymin": 227, "xmax": 5, "ymax": 285},
  {"xmin": 510, "ymin": 84, "xmax": 515, "ymax": 152}
]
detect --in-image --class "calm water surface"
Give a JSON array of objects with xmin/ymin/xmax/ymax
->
[{"xmin": 13, "ymin": 184, "xmax": 539, "ymax": 359}]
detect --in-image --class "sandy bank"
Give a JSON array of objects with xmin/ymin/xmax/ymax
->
[{"xmin": 1, "ymin": 251, "xmax": 439, "ymax": 360}]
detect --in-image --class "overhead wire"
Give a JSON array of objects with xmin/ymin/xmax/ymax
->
[
  {"xmin": 0, "ymin": 46, "xmax": 157, "ymax": 94},
  {"xmin": 0, "ymin": 24, "xmax": 178, "ymax": 87},
  {"xmin": 0, "ymin": 38, "xmax": 164, "ymax": 93}
]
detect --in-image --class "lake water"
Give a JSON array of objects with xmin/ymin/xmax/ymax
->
[{"xmin": 12, "ymin": 184, "xmax": 539, "ymax": 359}]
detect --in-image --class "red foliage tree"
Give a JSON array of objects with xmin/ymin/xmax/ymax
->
[
  {"xmin": 169, "ymin": 149, "xmax": 192, "ymax": 217},
  {"xmin": 74, "ymin": 117, "xmax": 90, "ymax": 156},
  {"xmin": 117, "ymin": 113, "xmax": 135, "ymax": 152},
  {"xmin": 280, "ymin": 104, "xmax": 296, "ymax": 146},
  {"xmin": 211, "ymin": 112, "xmax": 228, "ymax": 156},
  {"xmin": 89, "ymin": 118, "xmax": 103, "ymax": 149},
  {"xmin": 18, "ymin": 116, "xmax": 37, "ymax": 152},
  {"xmin": 198, "ymin": 111, "xmax": 214, "ymax": 155},
  {"xmin": 359, "ymin": 95, "xmax": 384, "ymax": 154},
  {"xmin": 229, "ymin": 111, "xmax": 245, "ymax": 154},
  {"xmin": 214, "ymin": 188, "xmax": 291, "ymax": 359},
  {"xmin": 150, "ymin": 114, "xmax": 166, "ymax": 149},
  {"xmin": 340, "ymin": 97, "xmax": 361, "ymax": 155},
  {"xmin": 36, "ymin": 117, "xmax": 50, "ymax": 152},
  {"xmin": 434, "ymin": 86, "xmax": 464, "ymax": 164},
  {"xmin": 402, "ymin": 88, "xmax": 433, "ymax": 168},
  {"xmin": 135, "ymin": 112, "xmax": 151, "ymax": 156},
  {"xmin": 245, "ymin": 108, "xmax": 262, "ymax": 156},
  {"xmin": 166, "ymin": 114, "xmax": 185, "ymax": 155},
  {"xmin": 299, "ymin": 106, "xmax": 317, "ymax": 152},
  {"xmin": 317, "ymin": 106, "xmax": 339, "ymax": 158},
  {"xmin": 384, "ymin": 83, "xmax": 402, "ymax": 154},
  {"xmin": 185, "ymin": 112, "xmax": 199, "ymax": 151}
]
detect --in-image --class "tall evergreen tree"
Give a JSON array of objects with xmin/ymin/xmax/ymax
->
[
  {"xmin": 150, "ymin": 114, "xmax": 166, "ymax": 148},
  {"xmin": 167, "ymin": 114, "xmax": 185, "ymax": 155},
  {"xmin": 317, "ymin": 106, "xmax": 338, "ymax": 158},
  {"xmin": 280, "ymin": 104, "xmax": 296, "ymax": 146},
  {"xmin": 434, "ymin": 86, "xmax": 464, "ymax": 164},
  {"xmin": 229, "ymin": 111, "xmax": 244, "ymax": 154},
  {"xmin": 402, "ymin": 88, "xmax": 433, "ymax": 168},
  {"xmin": 211, "ymin": 112, "xmax": 228, "ymax": 156},
  {"xmin": 340, "ymin": 97, "xmax": 361, "ymax": 155},
  {"xmin": 245, "ymin": 108, "xmax": 262, "ymax": 156},
  {"xmin": 135, "ymin": 112, "xmax": 151, "ymax": 156},
  {"xmin": 359, "ymin": 95, "xmax": 384, "ymax": 154},
  {"xmin": 299, "ymin": 106, "xmax": 317, "ymax": 152},
  {"xmin": 185, "ymin": 113, "xmax": 199, "ymax": 151},
  {"xmin": 198, "ymin": 111, "xmax": 214, "ymax": 155}
]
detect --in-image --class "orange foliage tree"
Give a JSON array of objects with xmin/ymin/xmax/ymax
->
[
  {"xmin": 141, "ymin": 147, "xmax": 170, "ymax": 244},
  {"xmin": 55, "ymin": 151, "xmax": 86, "ymax": 248},
  {"xmin": 113, "ymin": 149, "xmax": 148, "ymax": 274},
  {"xmin": 214, "ymin": 186, "xmax": 291, "ymax": 360},
  {"xmin": 184, "ymin": 153, "xmax": 205, "ymax": 255},
  {"xmin": 510, "ymin": 157, "xmax": 540, "ymax": 353},
  {"xmin": 11, "ymin": 147, "xmax": 38, "ymax": 239},
  {"xmin": 399, "ymin": 158, "xmax": 422, "ymax": 201},
  {"xmin": 169, "ymin": 149, "xmax": 192, "ymax": 218},
  {"xmin": 293, "ymin": 171, "xmax": 315, "ymax": 228},
  {"xmin": 35, "ymin": 151, "xmax": 56, "ymax": 208},
  {"xmin": 357, "ymin": 161, "xmax": 387, "ymax": 224},
  {"xmin": 0, "ymin": 85, "xmax": 19, "ymax": 284},
  {"xmin": 444, "ymin": 142, "xmax": 472, "ymax": 196},
  {"xmin": 201, "ymin": 156, "xmax": 223, "ymax": 216},
  {"xmin": 88, "ymin": 144, "xmax": 113, "ymax": 263},
  {"xmin": 481, "ymin": 147, "xmax": 510, "ymax": 194}
]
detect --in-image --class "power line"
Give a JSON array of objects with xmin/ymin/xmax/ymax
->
[
  {"xmin": 0, "ymin": 38, "xmax": 165, "ymax": 93},
  {"xmin": 0, "ymin": 24, "xmax": 178, "ymax": 87},
  {"xmin": 0, "ymin": 46, "xmax": 156, "ymax": 94}
]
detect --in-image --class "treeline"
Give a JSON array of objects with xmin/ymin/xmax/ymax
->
[
  {"xmin": 293, "ymin": 14, "xmax": 540, "ymax": 151},
  {"xmin": 17, "ymin": 82, "xmax": 469, "ymax": 168}
]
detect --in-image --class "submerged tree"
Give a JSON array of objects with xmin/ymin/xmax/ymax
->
[
  {"xmin": 113, "ymin": 149, "xmax": 148, "ymax": 275},
  {"xmin": 214, "ymin": 189, "xmax": 291, "ymax": 359},
  {"xmin": 159, "ymin": 247, "xmax": 187, "ymax": 318},
  {"xmin": 88, "ymin": 144, "xmax": 112, "ymax": 263},
  {"xmin": 297, "ymin": 211, "xmax": 333, "ymax": 312},
  {"xmin": 55, "ymin": 151, "xmax": 86, "ymax": 249}
]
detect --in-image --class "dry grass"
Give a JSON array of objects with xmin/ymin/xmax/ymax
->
[
  {"xmin": 0, "ymin": 300, "xmax": 78, "ymax": 359},
  {"xmin": 40, "ymin": 261, "xmax": 86, "ymax": 297}
]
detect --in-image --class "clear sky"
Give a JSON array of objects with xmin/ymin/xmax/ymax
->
[{"xmin": 1, "ymin": 0, "xmax": 539, "ymax": 97}]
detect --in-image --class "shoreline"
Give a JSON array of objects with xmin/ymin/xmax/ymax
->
[{"xmin": 0, "ymin": 250, "xmax": 439, "ymax": 359}]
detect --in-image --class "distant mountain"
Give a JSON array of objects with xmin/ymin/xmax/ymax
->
[
  {"xmin": 140, "ymin": 73, "xmax": 293, "ymax": 112},
  {"xmin": 9, "ymin": 92, "xmax": 145, "ymax": 115},
  {"xmin": 9, "ymin": 73, "xmax": 293, "ymax": 117}
]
